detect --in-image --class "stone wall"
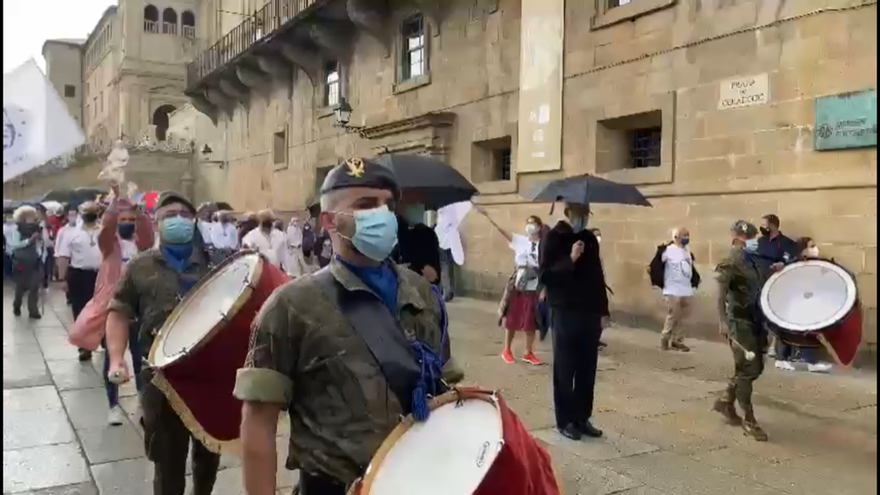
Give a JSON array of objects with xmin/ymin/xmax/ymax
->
[
  {"xmin": 2, "ymin": 151, "xmax": 195, "ymax": 201},
  {"xmin": 186, "ymin": 0, "xmax": 877, "ymax": 361}
]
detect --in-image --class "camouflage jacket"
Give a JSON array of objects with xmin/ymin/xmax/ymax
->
[
  {"xmin": 715, "ymin": 247, "xmax": 763, "ymax": 324},
  {"xmin": 107, "ymin": 247, "xmax": 211, "ymax": 356},
  {"xmin": 233, "ymin": 257, "xmax": 464, "ymax": 485}
]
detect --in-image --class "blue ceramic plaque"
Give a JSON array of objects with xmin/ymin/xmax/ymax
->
[{"xmin": 814, "ymin": 90, "xmax": 877, "ymax": 151}]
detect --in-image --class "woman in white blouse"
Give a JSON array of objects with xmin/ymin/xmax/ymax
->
[{"xmin": 475, "ymin": 206, "xmax": 546, "ymax": 366}]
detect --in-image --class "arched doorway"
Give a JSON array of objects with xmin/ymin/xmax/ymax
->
[{"xmin": 152, "ymin": 104, "xmax": 176, "ymax": 141}]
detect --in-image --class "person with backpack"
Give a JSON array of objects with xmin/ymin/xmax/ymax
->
[
  {"xmin": 648, "ymin": 227, "xmax": 701, "ymax": 352},
  {"xmin": 8, "ymin": 205, "xmax": 45, "ymax": 319}
]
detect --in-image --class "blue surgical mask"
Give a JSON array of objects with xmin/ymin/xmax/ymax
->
[
  {"xmin": 339, "ymin": 205, "xmax": 399, "ymax": 262},
  {"xmin": 569, "ymin": 215, "xmax": 588, "ymax": 233},
  {"xmin": 403, "ymin": 204, "xmax": 426, "ymax": 225},
  {"xmin": 744, "ymin": 238, "xmax": 759, "ymax": 252},
  {"xmin": 160, "ymin": 217, "xmax": 195, "ymax": 244},
  {"xmin": 680, "ymin": 237, "xmax": 690, "ymax": 246},
  {"xmin": 118, "ymin": 222, "xmax": 136, "ymax": 240}
]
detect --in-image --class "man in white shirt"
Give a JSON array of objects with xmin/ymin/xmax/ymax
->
[
  {"xmin": 242, "ymin": 209, "xmax": 286, "ymax": 268},
  {"xmin": 659, "ymin": 227, "xmax": 698, "ymax": 352},
  {"xmin": 208, "ymin": 210, "xmax": 239, "ymax": 266},
  {"xmin": 56, "ymin": 201, "xmax": 104, "ymax": 361}
]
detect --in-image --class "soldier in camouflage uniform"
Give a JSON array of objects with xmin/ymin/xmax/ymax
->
[
  {"xmin": 234, "ymin": 158, "xmax": 463, "ymax": 495},
  {"xmin": 712, "ymin": 220, "xmax": 769, "ymax": 442},
  {"xmin": 105, "ymin": 191, "xmax": 221, "ymax": 494}
]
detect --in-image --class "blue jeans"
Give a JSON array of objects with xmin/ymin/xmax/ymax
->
[{"xmin": 102, "ymin": 329, "xmax": 144, "ymax": 408}]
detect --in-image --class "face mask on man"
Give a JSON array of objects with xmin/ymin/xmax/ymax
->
[
  {"xmin": 569, "ymin": 215, "xmax": 588, "ymax": 233},
  {"xmin": 335, "ymin": 205, "xmax": 399, "ymax": 262},
  {"xmin": 261, "ymin": 220, "xmax": 274, "ymax": 230},
  {"xmin": 744, "ymin": 238, "xmax": 759, "ymax": 252},
  {"xmin": 680, "ymin": 236, "xmax": 690, "ymax": 246},
  {"xmin": 118, "ymin": 222, "xmax": 136, "ymax": 240},
  {"xmin": 403, "ymin": 204, "xmax": 426, "ymax": 225},
  {"xmin": 759, "ymin": 227, "xmax": 771, "ymax": 237},
  {"xmin": 160, "ymin": 217, "xmax": 195, "ymax": 244},
  {"xmin": 81, "ymin": 212, "xmax": 98, "ymax": 224}
]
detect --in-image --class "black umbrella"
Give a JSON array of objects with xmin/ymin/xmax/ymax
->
[
  {"xmin": 376, "ymin": 154, "xmax": 478, "ymax": 210},
  {"xmin": 41, "ymin": 187, "xmax": 105, "ymax": 207},
  {"xmin": 526, "ymin": 174, "xmax": 652, "ymax": 208}
]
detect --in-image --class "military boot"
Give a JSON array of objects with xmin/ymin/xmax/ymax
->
[
  {"xmin": 660, "ymin": 335, "xmax": 671, "ymax": 351},
  {"xmin": 712, "ymin": 385, "xmax": 742, "ymax": 425},
  {"xmin": 742, "ymin": 410, "xmax": 769, "ymax": 442}
]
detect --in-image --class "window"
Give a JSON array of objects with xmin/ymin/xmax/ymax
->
[
  {"xmin": 162, "ymin": 8, "xmax": 178, "ymax": 35},
  {"xmin": 401, "ymin": 15, "xmax": 426, "ymax": 81},
  {"xmin": 472, "ymin": 136, "xmax": 513, "ymax": 183},
  {"xmin": 324, "ymin": 61, "xmax": 340, "ymax": 107},
  {"xmin": 144, "ymin": 5, "xmax": 159, "ymax": 33},
  {"xmin": 593, "ymin": 0, "xmax": 676, "ymax": 29},
  {"xmin": 64, "ymin": 85, "xmax": 76, "ymax": 98},
  {"xmin": 182, "ymin": 10, "xmax": 196, "ymax": 38},
  {"xmin": 273, "ymin": 130, "xmax": 287, "ymax": 165},
  {"xmin": 595, "ymin": 110, "xmax": 664, "ymax": 172},
  {"xmin": 628, "ymin": 127, "xmax": 662, "ymax": 168},
  {"xmin": 610, "ymin": 0, "xmax": 632, "ymax": 7}
]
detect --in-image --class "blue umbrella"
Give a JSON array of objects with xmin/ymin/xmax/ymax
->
[{"xmin": 525, "ymin": 173, "xmax": 652, "ymax": 208}]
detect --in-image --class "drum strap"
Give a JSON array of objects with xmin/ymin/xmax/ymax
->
[{"xmin": 313, "ymin": 269, "xmax": 422, "ymax": 416}]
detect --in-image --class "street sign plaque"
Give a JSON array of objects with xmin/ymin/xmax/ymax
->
[{"xmin": 814, "ymin": 90, "xmax": 877, "ymax": 151}]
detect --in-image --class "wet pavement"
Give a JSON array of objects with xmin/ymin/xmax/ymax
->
[{"xmin": 3, "ymin": 285, "xmax": 877, "ymax": 494}]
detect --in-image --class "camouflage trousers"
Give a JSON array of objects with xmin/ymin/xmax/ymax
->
[{"xmin": 721, "ymin": 319, "xmax": 766, "ymax": 414}]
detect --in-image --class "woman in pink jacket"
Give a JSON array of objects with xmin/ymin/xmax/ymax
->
[{"xmin": 68, "ymin": 194, "xmax": 153, "ymax": 425}]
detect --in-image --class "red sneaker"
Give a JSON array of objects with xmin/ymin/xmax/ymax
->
[
  {"xmin": 522, "ymin": 352, "xmax": 543, "ymax": 365},
  {"xmin": 501, "ymin": 349, "xmax": 515, "ymax": 364}
]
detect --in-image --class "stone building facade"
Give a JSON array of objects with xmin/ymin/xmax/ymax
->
[
  {"xmin": 178, "ymin": 0, "xmax": 877, "ymax": 360},
  {"xmin": 41, "ymin": 0, "xmax": 202, "ymax": 150}
]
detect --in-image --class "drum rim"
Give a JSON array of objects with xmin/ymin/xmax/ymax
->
[
  {"xmin": 147, "ymin": 250, "xmax": 265, "ymax": 368},
  {"xmin": 359, "ymin": 389, "xmax": 504, "ymax": 495},
  {"xmin": 760, "ymin": 258, "xmax": 857, "ymax": 333}
]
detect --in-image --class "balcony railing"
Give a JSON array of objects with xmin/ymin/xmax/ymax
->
[
  {"xmin": 144, "ymin": 20, "xmax": 159, "ymax": 33},
  {"xmin": 183, "ymin": 25, "xmax": 196, "ymax": 39},
  {"xmin": 186, "ymin": 0, "xmax": 317, "ymax": 91}
]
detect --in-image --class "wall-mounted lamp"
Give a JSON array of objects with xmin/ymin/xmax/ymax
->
[
  {"xmin": 199, "ymin": 144, "xmax": 226, "ymax": 169},
  {"xmin": 333, "ymin": 97, "xmax": 366, "ymax": 135},
  {"xmin": 202, "ymin": 144, "xmax": 213, "ymax": 156}
]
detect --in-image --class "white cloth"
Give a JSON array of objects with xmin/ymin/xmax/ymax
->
[
  {"xmin": 242, "ymin": 228, "xmax": 286, "ymax": 267},
  {"xmin": 509, "ymin": 233, "xmax": 540, "ymax": 291},
  {"xmin": 3, "ymin": 59, "xmax": 86, "ymax": 182},
  {"xmin": 119, "ymin": 239, "xmax": 138, "ymax": 264},
  {"xmin": 661, "ymin": 244, "xmax": 695, "ymax": 297},
  {"xmin": 435, "ymin": 201, "xmax": 472, "ymax": 266},
  {"xmin": 286, "ymin": 224, "xmax": 303, "ymax": 248},
  {"xmin": 55, "ymin": 225, "xmax": 102, "ymax": 270},
  {"xmin": 210, "ymin": 222, "xmax": 239, "ymax": 250},
  {"xmin": 198, "ymin": 221, "xmax": 215, "ymax": 246}
]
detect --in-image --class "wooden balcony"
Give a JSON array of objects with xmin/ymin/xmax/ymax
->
[{"xmin": 183, "ymin": 0, "xmax": 448, "ymax": 123}]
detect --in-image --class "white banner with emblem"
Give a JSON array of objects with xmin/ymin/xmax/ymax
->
[{"xmin": 3, "ymin": 59, "xmax": 85, "ymax": 183}]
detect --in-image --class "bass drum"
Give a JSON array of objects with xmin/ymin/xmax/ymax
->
[
  {"xmin": 760, "ymin": 258, "xmax": 862, "ymax": 366},
  {"xmin": 147, "ymin": 250, "xmax": 291, "ymax": 453},
  {"xmin": 347, "ymin": 389, "xmax": 561, "ymax": 495}
]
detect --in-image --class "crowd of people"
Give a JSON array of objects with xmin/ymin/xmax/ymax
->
[{"xmin": 1, "ymin": 161, "xmax": 842, "ymax": 493}]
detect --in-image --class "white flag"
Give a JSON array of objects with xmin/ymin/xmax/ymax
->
[
  {"xmin": 435, "ymin": 201, "xmax": 473, "ymax": 266},
  {"xmin": 3, "ymin": 59, "xmax": 85, "ymax": 183}
]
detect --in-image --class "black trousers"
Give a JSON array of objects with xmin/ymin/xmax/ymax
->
[
  {"xmin": 298, "ymin": 472, "xmax": 348, "ymax": 495},
  {"xmin": 141, "ymin": 376, "xmax": 220, "ymax": 495},
  {"xmin": 551, "ymin": 309, "xmax": 601, "ymax": 429},
  {"xmin": 68, "ymin": 267, "xmax": 98, "ymax": 320}
]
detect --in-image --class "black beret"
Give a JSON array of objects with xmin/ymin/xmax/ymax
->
[
  {"xmin": 157, "ymin": 190, "xmax": 196, "ymax": 214},
  {"xmin": 320, "ymin": 157, "xmax": 400, "ymax": 199}
]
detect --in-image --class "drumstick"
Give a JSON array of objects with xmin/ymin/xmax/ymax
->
[
  {"xmin": 107, "ymin": 370, "xmax": 128, "ymax": 385},
  {"xmin": 728, "ymin": 337, "xmax": 756, "ymax": 361}
]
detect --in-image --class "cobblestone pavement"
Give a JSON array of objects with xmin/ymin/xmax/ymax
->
[{"xmin": 3, "ymin": 286, "xmax": 877, "ymax": 494}]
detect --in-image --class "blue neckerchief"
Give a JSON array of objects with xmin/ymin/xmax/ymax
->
[
  {"xmin": 336, "ymin": 256, "xmax": 399, "ymax": 315},
  {"xmin": 161, "ymin": 243, "xmax": 197, "ymax": 294}
]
